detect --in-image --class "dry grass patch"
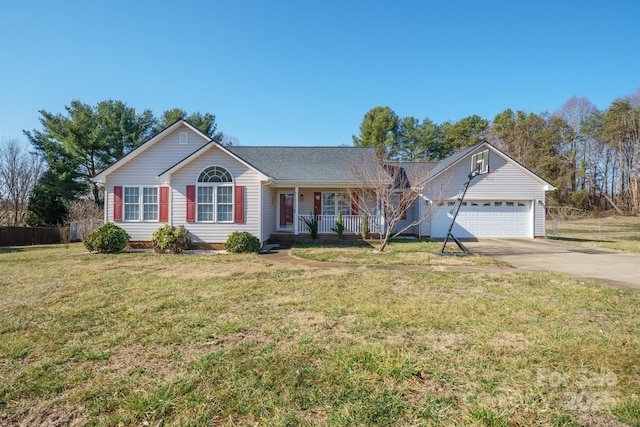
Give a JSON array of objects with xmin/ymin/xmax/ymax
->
[
  {"xmin": 291, "ymin": 239, "xmax": 507, "ymax": 266},
  {"xmin": 548, "ymin": 215, "xmax": 640, "ymax": 252}
]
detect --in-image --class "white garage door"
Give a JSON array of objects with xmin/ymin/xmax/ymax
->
[{"xmin": 431, "ymin": 200, "xmax": 531, "ymax": 238}]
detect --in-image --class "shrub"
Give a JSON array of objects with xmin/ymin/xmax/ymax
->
[
  {"xmin": 331, "ymin": 211, "xmax": 345, "ymax": 239},
  {"xmin": 302, "ymin": 211, "xmax": 319, "ymax": 239},
  {"xmin": 152, "ymin": 224, "xmax": 192, "ymax": 254},
  {"xmin": 360, "ymin": 212, "xmax": 370, "ymax": 239},
  {"xmin": 225, "ymin": 231, "xmax": 260, "ymax": 253},
  {"xmin": 84, "ymin": 222, "xmax": 130, "ymax": 253}
]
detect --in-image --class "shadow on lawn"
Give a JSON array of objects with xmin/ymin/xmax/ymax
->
[
  {"xmin": 291, "ymin": 240, "xmax": 375, "ymax": 249},
  {"xmin": 290, "ymin": 238, "xmax": 445, "ymax": 252},
  {"xmin": 548, "ymin": 236, "xmax": 614, "ymax": 243},
  {"xmin": 0, "ymin": 247, "xmax": 32, "ymax": 254}
]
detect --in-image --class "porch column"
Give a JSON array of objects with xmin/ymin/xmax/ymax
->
[
  {"xmin": 294, "ymin": 187, "xmax": 299, "ymax": 235},
  {"xmin": 378, "ymin": 194, "xmax": 386, "ymax": 234}
]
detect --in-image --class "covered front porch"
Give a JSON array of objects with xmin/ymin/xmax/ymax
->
[
  {"xmin": 274, "ymin": 187, "xmax": 383, "ymax": 236},
  {"xmin": 296, "ymin": 213, "xmax": 382, "ymax": 235}
]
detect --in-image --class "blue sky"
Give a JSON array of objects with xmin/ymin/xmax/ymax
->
[{"xmin": 1, "ymin": 0, "xmax": 639, "ymax": 147}]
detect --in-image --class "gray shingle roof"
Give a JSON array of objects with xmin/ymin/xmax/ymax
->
[
  {"xmin": 428, "ymin": 143, "xmax": 481, "ymax": 177},
  {"xmin": 226, "ymin": 146, "xmax": 379, "ymax": 183}
]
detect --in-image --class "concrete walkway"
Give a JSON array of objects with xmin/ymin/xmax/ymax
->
[{"xmin": 465, "ymin": 239, "xmax": 640, "ymax": 290}]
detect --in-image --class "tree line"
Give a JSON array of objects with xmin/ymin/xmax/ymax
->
[
  {"xmin": 353, "ymin": 88, "xmax": 640, "ymax": 215},
  {"xmin": 0, "ymin": 99, "xmax": 224, "ymax": 227},
  {"xmin": 3, "ymin": 90, "xmax": 638, "ymax": 228}
]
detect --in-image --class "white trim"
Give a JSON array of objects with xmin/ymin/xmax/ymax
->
[
  {"xmin": 321, "ymin": 191, "xmax": 350, "ymax": 217},
  {"xmin": 122, "ymin": 185, "xmax": 160, "ymax": 223},
  {"xmin": 431, "ymin": 199, "xmax": 532, "ymax": 238},
  {"xmin": 94, "ymin": 120, "xmax": 210, "ymax": 183},
  {"xmin": 157, "ymin": 142, "xmax": 269, "ymax": 183},
  {"xmin": 195, "ymin": 184, "xmax": 234, "ymax": 223},
  {"xmin": 197, "ymin": 165, "xmax": 234, "ymax": 184},
  {"xmin": 429, "ymin": 142, "xmax": 556, "ymax": 190},
  {"xmin": 276, "ymin": 191, "xmax": 295, "ymax": 232}
]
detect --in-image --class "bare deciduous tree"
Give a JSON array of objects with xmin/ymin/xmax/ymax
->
[
  {"xmin": 0, "ymin": 139, "xmax": 43, "ymax": 226},
  {"xmin": 67, "ymin": 199, "xmax": 103, "ymax": 240},
  {"xmin": 347, "ymin": 153, "xmax": 446, "ymax": 252}
]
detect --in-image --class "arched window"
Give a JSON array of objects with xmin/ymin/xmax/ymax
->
[
  {"xmin": 196, "ymin": 166, "xmax": 234, "ymax": 222},
  {"xmin": 198, "ymin": 166, "xmax": 233, "ymax": 183}
]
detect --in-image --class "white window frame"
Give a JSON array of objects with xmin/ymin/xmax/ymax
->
[
  {"xmin": 142, "ymin": 187, "xmax": 159, "ymax": 221},
  {"xmin": 471, "ymin": 149, "xmax": 489, "ymax": 174},
  {"xmin": 196, "ymin": 166, "xmax": 234, "ymax": 223},
  {"xmin": 322, "ymin": 192, "xmax": 350, "ymax": 216},
  {"xmin": 196, "ymin": 184, "xmax": 234, "ymax": 223},
  {"xmin": 123, "ymin": 186, "xmax": 159, "ymax": 222}
]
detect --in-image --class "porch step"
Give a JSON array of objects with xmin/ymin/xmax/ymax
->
[{"xmin": 258, "ymin": 243, "xmax": 281, "ymax": 254}]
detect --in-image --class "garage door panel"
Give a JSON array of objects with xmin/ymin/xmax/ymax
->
[{"xmin": 432, "ymin": 200, "xmax": 530, "ymax": 238}]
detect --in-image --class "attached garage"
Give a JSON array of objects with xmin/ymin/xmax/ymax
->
[{"xmin": 431, "ymin": 200, "xmax": 532, "ymax": 239}]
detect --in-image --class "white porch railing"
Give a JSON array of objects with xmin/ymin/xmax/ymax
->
[{"xmin": 297, "ymin": 214, "xmax": 382, "ymax": 235}]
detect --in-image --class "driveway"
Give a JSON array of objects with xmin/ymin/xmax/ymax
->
[{"xmin": 466, "ymin": 239, "xmax": 640, "ymax": 290}]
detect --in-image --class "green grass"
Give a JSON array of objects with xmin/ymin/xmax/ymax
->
[
  {"xmin": 0, "ymin": 243, "xmax": 639, "ymax": 426},
  {"xmin": 548, "ymin": 216, "xmax": 640, "ymax": 252},
  {"xmin": 291, "ymin": 239, "xmax": 508, "ymax": 266}
]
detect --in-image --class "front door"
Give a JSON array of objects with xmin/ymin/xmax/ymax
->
[{"xmin": 278, "ymin": 193, "xmax": 294, "ymax": 230}]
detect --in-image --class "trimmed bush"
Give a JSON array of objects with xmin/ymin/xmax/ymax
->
[
  {"xmin": 332, "ymin": 211, "xmax": 345, "ymax": 239},
  {"xmin": 360, "ymin": 212, "xmax": 370, "ymax": 239},
  {"xmin": 152, "ymin": 224, "xmax": 192, "ymax": 254},
  {"xmin": 84, "ymin": 222, "xmax": 130, "ymax": 253},
  {"xmin": 302, "ymin": 211, "xmax": 319, "ymax": 239},
  {"xmin": 225, "ymin": 231, "xmax": 260, "ymax": 253}
]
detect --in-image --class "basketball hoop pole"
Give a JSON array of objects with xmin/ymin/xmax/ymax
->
[{"xmin": 439, "ymin": 167, "xmax": 480, "ymax": 255}]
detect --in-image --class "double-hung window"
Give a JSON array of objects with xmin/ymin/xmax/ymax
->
[
  {"xmin": 143, "ymin": 187, "xmax": 158, "ymax": 220},
  {"xmin": 123, "ymin": 186, "xmax": 158, "ymax": 221},
  {"xmin": 322, "ymin": 192, "xmax": 350, "ymax": 216},
  {"xmin": 196, "ymin": 166, "xmax": 234, "ymax": 223},
  {"xmin": 124, "ymin": 187, "xmax": 139, "ymax": 221}
]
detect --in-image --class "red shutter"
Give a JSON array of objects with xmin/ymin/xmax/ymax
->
[
  {"xmin": 186, "ymin": 185, "xmax": 196, "ymax": 223},
  {"xmin": 313, "ymin": 192, "xmax": 321, "ymax": 215},
  {"xmin": 159, "ymin": 186, "xmax": 169, "ymax": 222},
  {"xmin": 234, "ymin": 186, "xmax": 245, "ymax": 223},
  {"xmin": 351, "ymin": 192, "xmax": 359, "ymax": 215},
  {"xmin": 113, "ymin": 186, "xmax": 122, "ymax": 222}
]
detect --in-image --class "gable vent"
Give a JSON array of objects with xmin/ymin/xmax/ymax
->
[{"xmin": 179, "ymin": 132, "xmax": 189, "ymax": 145}]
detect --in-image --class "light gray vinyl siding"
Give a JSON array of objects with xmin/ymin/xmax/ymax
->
[
  {"xmin": 391, "ymin": 198, "xmax": 418, "ymax": 235},
  {"xmin": 422, "ymin": 148, "xmax": 547, "ymax": 238},
  {"xmin": 533, "ymin": 198, "xmax": 546, "ymax": 237},
  {"xmin": 262, "ymin": 186, "xmax": 277, "ymax": 242},
  {"xmin": 171, "ymin": 146, "xmax": 261, "ymax": 243},
  {"xmin": 105, "ymin": 127, "xmax": 209, "ymax": 240}
]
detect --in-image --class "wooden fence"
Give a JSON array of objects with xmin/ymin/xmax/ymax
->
[{"xmin": 0, "ymin": 226, "xmax": 69, "ymax": 246}]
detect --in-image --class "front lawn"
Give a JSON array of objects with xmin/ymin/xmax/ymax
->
[
  {"xmin": 291, "ymin": 239, "xmax": 507, "ymax": 266},
  {"xmin": 0, "ymin": 244, "xmax": 638, "ymax": 426}
]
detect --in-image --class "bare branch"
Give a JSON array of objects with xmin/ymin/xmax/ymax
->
[
  {"xmin": 346, "ymin": 154, "xmax": 448, "ymax": 251},
  {"xmin": 67, "ymin": 199, "xmax": 104, "ymax": 240},
  {"xmin": 0, "ymin": 139, "xmax": 44, "ymax": 226}
]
